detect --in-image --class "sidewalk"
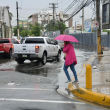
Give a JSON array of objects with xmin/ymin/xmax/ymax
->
[{"xmin": 68, "ymin": 50, "xmax": 110, "ymax": 107}]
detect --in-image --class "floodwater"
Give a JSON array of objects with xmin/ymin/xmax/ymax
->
[{"xmin": 0, "ymin": 46, "xmax": 96, "ymax": 85}]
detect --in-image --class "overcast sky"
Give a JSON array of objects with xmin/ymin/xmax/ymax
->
[{"xmin": 0, "ymin": 0, "xmax": 95, "ymax": 27}]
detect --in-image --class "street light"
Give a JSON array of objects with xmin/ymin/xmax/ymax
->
[{"xmin": 75, "ymin": 21, "xmax": 79, "ymax": 34}]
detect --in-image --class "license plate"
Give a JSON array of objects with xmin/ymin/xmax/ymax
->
[{"xmin": 22, "ymin": 55, "xmax": 27, "ymax": 57}]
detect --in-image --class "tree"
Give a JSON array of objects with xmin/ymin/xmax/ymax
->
[
  {"xmin": 13, "ymin": 26, "xmax": 25, "ymax": 36},
  {"xmin": 45, "ymin": 21, "xmax": 66, "ymax": 34},
  {"xmin": 103, "ymin": 30, "xmax": 110, "ymax": 34},
  {"xmin": 9, "ymin": 12, "xmax": 13, "ymax": 21},
  {"xmin": 31, "ymin": 23, "xmax": 41, "ymax": 36},
  {"xmin": 20, "ymin": 29, "xmax": 29, "ymax": 37},
  {"xmin": 13, "ymin": 26, "xmax": 17, "ymax": 36},
  {"xmin": 13, "ymin": 23, "xmax": 42, "ymax": 37}
]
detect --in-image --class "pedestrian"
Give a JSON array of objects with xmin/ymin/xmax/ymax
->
[{"xmin": 63, "ymin": 41, "xmax": 79, "ymax": 83}]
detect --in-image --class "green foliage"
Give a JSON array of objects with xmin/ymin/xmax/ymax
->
[
  {"xmin": 13, "ymin": 26, "xmax": 17, "ymax": 36},
  {"xmin": 45, "ymin": 21, "xmax": 66, "ymax": 34},
  {"xmin": 9, "ymin": 12, "xmax": 13, "ymax": 21},
  {"xmin": 103, "ymin": 29, "xmax": 110, "ymax": 34},
  {"xmin": 20, "ymin": 29, "xmax": 29, "ymax": 37},
  {"xmin": 13, "ymin": 22, "xmax": 41, "ymax": 37},
  {"xmin": 31, "ymin": 23, "xmax": 41, "ymax": 36}
]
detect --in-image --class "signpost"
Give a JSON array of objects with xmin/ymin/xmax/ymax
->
[
  {"xmin": 53, "ymin": 32, "xmax": 56, "ymax": 38},
  {"xmin": 84, "ymin": 19, "xmax": 91, "ymax": 32}
]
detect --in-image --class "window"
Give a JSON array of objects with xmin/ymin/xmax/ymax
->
[
  {"xmin": 102, "ymin": 3, "xmax": 109, "ymax": 23},
  {"xmin": 25, "ymin": 38, "xmax": 44, "ymax": 44},
  {"xmin": 13, "ymin": 39, "xmax": 19, "ymax": 44},
  {"xmin": 46, "ymin": 38, "xmax": 51, "ymax": 44},
  {"xmin": 10, "ymin": 39, "xmax": 19, "ymax": 44},
  {"xmin": 50, "ymin": 38, "xmax": 58, "ymax": 45},
  {"xmin": 0, "ymin": 39, "xmax": 9, "ymax": 43}
]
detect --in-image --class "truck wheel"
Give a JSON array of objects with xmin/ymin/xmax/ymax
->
[
  {"xmin": 15, "ymin": 58, "xmax": 25, "ymax": 64},
  {"xmin": 57, "ymin": 51, "xmax": 61, "ymax": 61},
  {"xmin": 8, "ymin": 50, "xmax": 12, "ymax": 59},
  {"xmin": 41, "ymin": 52, "xmax": 47, "ymax": 65}
]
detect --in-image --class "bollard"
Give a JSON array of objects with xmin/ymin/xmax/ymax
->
[{"xmin": 86, "ymin": 64, "xmax": 92, "ymax": 89}]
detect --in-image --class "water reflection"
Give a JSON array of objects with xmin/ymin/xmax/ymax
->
[
  {"xmin": 15, "ymin": 59, "xmax": 62, "ymax": 77},
  {"xmin": 0, "ymin": 46, "xmax": 96, "ymax": 77}
]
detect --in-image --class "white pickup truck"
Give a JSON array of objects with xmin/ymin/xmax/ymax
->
[{"xmin": 12, "ymin": 37, "xmax": 61, "ymax": 65}]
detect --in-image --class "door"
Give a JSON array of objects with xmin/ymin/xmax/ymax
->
[
  {"xmin": 50, "ymin": 38, "xmax": 58, "ymax": 56},
  {"xmin": 45, "ymin": 38, "xmax": 53, "ymax": 57}
]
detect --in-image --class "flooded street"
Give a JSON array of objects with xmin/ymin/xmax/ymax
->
[
  {"xmin": 0, "ymin": 46, "xmax": 96, "ymax": 85},
  {"xmin": 0, "ymin": 47, "xmax": 107, "ymax": 110}
]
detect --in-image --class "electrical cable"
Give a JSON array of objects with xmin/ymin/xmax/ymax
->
[
  {"xmin": 63, "ymin": 0, "xmax": 78, "ymax": 14},
  {"xmin": 66, "ymin": 0, "xmax": 82, "ymax": 14},
  {"xmin": 64, "ymin": 0, "xmax": 93, "ymax": 22},
  {"xmin": 58, "ymin": 0, "xmax": 71, "ymax": 7}
]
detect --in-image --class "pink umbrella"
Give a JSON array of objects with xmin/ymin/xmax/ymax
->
[{"xmin": 55, "ymin": 34, "xmax": 79, "ymax": 42}]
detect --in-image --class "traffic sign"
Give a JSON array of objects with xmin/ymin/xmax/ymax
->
[
  {"xmin": 53, "ymin": 32, "xmax": 56, "ymax": 36},
  {"xmin": 95, "ymin": 22, "xmax": 98, "ymax": 26}
]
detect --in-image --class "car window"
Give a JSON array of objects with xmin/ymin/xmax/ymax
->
[
  {"xmin": 10, "ymin": 39, "xmax": 19, "ymax": 44},
  {"xmin": 46, "ymin": 38, "xmax": 51, "ymax": 44},
  {"xmin": 13, "ymin": 39, "xmax": 19, "ymax": 44},
  {"xmin": 10, "ymin": 39, "xmax": 14, "ymax": 43},
  {"xmin": 50, "ymin": 39, "xmax": 55, "ymax": 44},
  {"xmin": 50, "ymin": 38, "xmax": 58, "ymax": 45},
  {"xmin": 25, "ymin": 38, "xmax": 45, "ymax": 44},
  {"xmin": 0, "ymin": 39, "xmax": 10, "ymax": 43}
]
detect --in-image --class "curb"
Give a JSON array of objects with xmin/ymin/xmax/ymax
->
[{"xmin": 68, "ymin": 83, "xmax": 110, "ymax": 107}]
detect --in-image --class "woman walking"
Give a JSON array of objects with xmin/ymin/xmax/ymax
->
[{"xmin": 63, "ymin": 41, "xmax": 79, "ymax": 83}]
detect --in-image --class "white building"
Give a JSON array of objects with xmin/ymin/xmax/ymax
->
[
  {"xmin": 27, "ymin": 11, "xmax": 73, "ymax": 28},
  {"xmin": 0, "ymin": 6, "xmax": 11, "ymax": 38}
]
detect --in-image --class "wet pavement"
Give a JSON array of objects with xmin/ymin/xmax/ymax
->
[
  {"xmin": 0, "ymin": 46, "xmax": 109, "ymax": 110},
  {"xmin": 0, "ymin": 46, "xmax": 96, "ymax": 83}
]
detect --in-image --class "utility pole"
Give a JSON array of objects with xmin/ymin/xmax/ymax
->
[
  {"xmin": 16, "ymin": 1, "xmax": 19, "ymax": 40},
  {"xmin": 96, "ymin": 0, "xmax": 103, "ymax": 54},
  {"xmin": 82, "ymin": 8, "xmax": 84, "ymax": 32},
  {"xmin": 49, "ymin": 3, "xmax": 58, "ymax": 38}
]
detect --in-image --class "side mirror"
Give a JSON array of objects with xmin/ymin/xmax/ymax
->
[{"xmin": 54, "ymin": 41, "xmax": 58, "ymax": 45}]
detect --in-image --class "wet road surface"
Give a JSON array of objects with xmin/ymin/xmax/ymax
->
[{"xmin": 0, "ymin": 47, "xmax": 108, "ymax": 110}]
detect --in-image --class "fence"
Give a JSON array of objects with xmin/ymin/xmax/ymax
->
[
  {"xmin": 45, "ymin": 30, "xmax": 60, "ymax": 38},
  {"xmin": 45, "ymin": 31, "xmax": 110, "ymax": 49},
  {"xmin": 70, "ymin": 33, "xmax": 97, "ymax": 48},
  {"xmin": 101, "ymin": 34, "xmax": 110, "ymax": 48}
]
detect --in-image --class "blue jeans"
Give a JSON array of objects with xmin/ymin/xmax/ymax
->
[{"xmin": 63, "ymin": 62, "xmax": 78, "ymax": 81}]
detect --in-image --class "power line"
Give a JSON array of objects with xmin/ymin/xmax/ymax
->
[
  {"xmin": 63, "ymin": 0, "xmax": 78, "ymax": 14},
  {"xmin": 58, "ymin": 0, "xmax": 71, "ymax": 7},
  {"xmin": 64, "ymin": 0, "xmax": 93, "ymax": 22}
]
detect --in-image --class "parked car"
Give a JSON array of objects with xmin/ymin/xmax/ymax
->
[
  {"xmin": 12, "ymin": 37, "xmax": 61, "ymax": 65},
  {"xmin": 0, "ymin": 38, "xmax": 19, "ymax": 58}
]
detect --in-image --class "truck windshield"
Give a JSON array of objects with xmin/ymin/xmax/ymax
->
[
  {"xmin": 25, "ymin": 38, "xmax": 44, "ymax": 44},
  {"xmin": 0, "ymin": 39, "xmax": 9, "ymax": 43}
]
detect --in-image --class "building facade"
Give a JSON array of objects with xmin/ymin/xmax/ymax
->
[
  {"xmin": 19, "ymin": 20, "xmax": 28, "ymax": 28},
  {"xmin": 0, "ymin": 6, "xmax": 11, "ymax": 38},
  {"xmin": 73, "ymin": 24, "xmax": 82, "ymax": 31},
  {"xmin": 27, "ymin": 11, "xmax": 73, "ymax": 28},
  {"xmin": 102, "ymin": 0, "xmax": 110, "ymax": 29},
  {"xmin": 28, "ymin": 14, "xmax": 38, "ymax": 25}
]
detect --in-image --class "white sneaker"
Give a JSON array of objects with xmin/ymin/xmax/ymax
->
[
  {"xmin": 65, "ymin": 80, "xmax": 71, "ymax": 83},
  {"xmin": 71, "ymin": 80, "xmax": 79, "ymax": 84}
]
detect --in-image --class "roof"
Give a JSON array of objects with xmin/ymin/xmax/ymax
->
[{"xmin": 26, "ymin": 36, "xmax": 50, "ymax": 39}]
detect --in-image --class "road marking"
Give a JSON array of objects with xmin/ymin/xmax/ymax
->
[
  {"xmin": 0, "ymin": 88, "xmax": 54, "ymax": 91},
  {"xmin": 0, "ymin": 98, "xmax": 85, "ymax": 104}
]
